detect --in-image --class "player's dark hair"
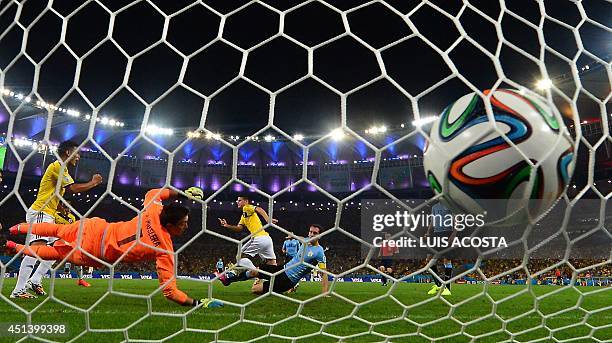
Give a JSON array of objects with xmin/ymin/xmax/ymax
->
[
  {"xmin": 160, "ymin": 203, "xmax": 189, "ymax": 227},
  {"xmin": 58, "ymin": 140, "xmax": 79, "ymax": 157},
  {"xmin": 238, "ymin": 195, "xmax": 250, "ymax": 202},
  {"xmin": 310, "ymin": 224, "xmax": 323, "ymax": 232}
]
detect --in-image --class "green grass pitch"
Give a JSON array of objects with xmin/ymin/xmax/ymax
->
[{"xmin": 0, "ymin": 279, "xmax": 610, "ymax": 342}]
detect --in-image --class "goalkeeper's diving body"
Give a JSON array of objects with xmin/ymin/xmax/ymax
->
[{"xmin": 3, "ymin": 187, "xmax": 222, "ymax": 308}]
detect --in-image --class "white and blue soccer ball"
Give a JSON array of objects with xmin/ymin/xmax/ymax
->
[{"xmin": 423, "ymin": 89, "xmax": 575, "ymax": 224}]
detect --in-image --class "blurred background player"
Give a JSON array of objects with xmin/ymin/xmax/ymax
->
[
  {"xmin": 378, "ymin": 232, "xmax": 399, "ymax": 286},
  {"xmin": 4, "ymin": 187, "xmax": 222, "ymax": 308},
  {"xmin": 425, "ymin": 201, "xmax": 456, "ymax": 296},
  {"xmin": 282, "ymin": 234, "xmax": 300, "ymax": 265},
  {"xmin": 55, "ymin": 200, "xmax": 90, "ymax": 287},
  {"xmin": 218, "ymin": 196, "xmax": 278, "ymax": 273},
  {"xmin": 219, "ymin": 224, "xmax": 328, "ymax": 296},
  {"xmin": 216, "ymin": 258, "xmax": 224, "ymax": 274},
  {"xmin": 11, "ymin": 141, "xmax": 102, "ymax": 299}
]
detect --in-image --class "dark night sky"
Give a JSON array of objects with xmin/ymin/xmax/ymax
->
[{"xmin": 0, "ymin": 0, "xmax": 610, "ymax": 141}]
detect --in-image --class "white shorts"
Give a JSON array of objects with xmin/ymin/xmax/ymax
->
[
  {"xmin": 25, "ymin": 208, "xmax": 58, "ymax": 245},
  {"xmin": 242, "ymin": 235, "xmax": 276, "ymax": 260}
]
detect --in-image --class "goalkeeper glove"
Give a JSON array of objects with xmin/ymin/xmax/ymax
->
[
  {"xmin": 185, "ymin": 187, "xmax": 204, "ymax": 200},
  {"xmin": 195, "ymin": 298, "xmax": 224, "ymax": 308}
]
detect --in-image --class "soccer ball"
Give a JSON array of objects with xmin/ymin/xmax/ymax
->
[{"xmin": 423, "ymin": 89, "xmax": 575, "ymax": 224}]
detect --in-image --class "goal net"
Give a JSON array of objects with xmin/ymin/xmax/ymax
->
[{"xmin": 0, "ymin": 0, "xmax": 610, "ymax": 342}]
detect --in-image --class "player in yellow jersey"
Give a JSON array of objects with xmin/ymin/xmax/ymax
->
[
  {"xmin": 11, "ymin": 141, "xmax": 103, "ymax": 299},
  {"xmin": 218, "ymin": 196, "xmax": 278, "ymax": 272}
]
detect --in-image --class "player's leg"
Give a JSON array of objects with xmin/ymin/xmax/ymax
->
[
  {"xmin": 221, "ymin": 263, "xmax": 281, "ymax": 286},
  {"xmin": 237, "ymin": 238, "xmax": 258, "ymax": 270},
  {"xmin": 427, "ymin": 256, "xmax": 442, "ymax": 295},
  {"xmin": 379, "ymin": 265, "xmax": 387, "ymax": 286},
  {"xmin": 77, "ymin": 265, "xmax": 91, "ymax": 287},
  {"xmin": 11, "ymin": 220, "xmax": 82, "ymax": 242},
  {"xmin": 386, "ymin": 267, "xmax": 394, "ymax": 284},
  {"xmin": 9, "ymin": 242, "xmax": 66, "ymax": 260},
  {"xmin": 27, "ymin": 211, "xmax": 71, "ymax": 293},
  {"xmin": 11, "ymin": 253, "xmax": 39, "ymax": 298},
  {"xmin": 251, "ymin": 279, "xmax": 267, "ymax": 294},
  {"xmin": 251, "ymin": 270, "xmax": 294, "ymax": 295},
  {"xmin": 11, "ymin": 210, "xmax": 53, "ymax": 298},
  {"xmin": 258, "ymin": 235, "xmax": 277, "ymax": 266},
  {"xmin": 442, "ymin": 259, "xmax": 452, "ymax": 295}
]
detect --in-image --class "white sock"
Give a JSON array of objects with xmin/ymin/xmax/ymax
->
[
  {"xmin": 13, "ymin": 256, "xmax": 37, "ymax": 293},
  {"xmin": 78, "ymin": 266, "xmax": 83, "ymax": 279},
  {"xmin": 29, "ymin": 260, "xmax": 55, "ymax": 285},
  {"xmin": 238, "ymin": 257, "xmax": 256, "ymax": 270}
]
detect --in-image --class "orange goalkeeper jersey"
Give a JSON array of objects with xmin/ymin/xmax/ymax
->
[{"xmin": 100, "ymin": 188, "xmax": 188, "ymax": 304}]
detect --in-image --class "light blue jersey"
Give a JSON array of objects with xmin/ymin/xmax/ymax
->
[
  {"xmin": 284, "ymin": 243, "xmax": 326, "ymax": 283},
  {"xmin": 282, "ymin": 239, "xmax": 300, "ymax": 257},
  {"xmin": 216, "ymin": 260, "xmax": 224, "ymax": 270},
  {"xmin": 431, "ymin": 202, "xmax": 453, "ymax": 233}
]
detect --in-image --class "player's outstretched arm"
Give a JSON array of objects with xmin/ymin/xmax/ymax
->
[
  {"xmin": 255, "ymin": 206, "xmax": 278, "ymax": 225},
  {"xmin": 155, "ymin": 252, "xmax": 197, "ymax": 306},
  {"xmin": 218, "ymin": 218, "xmax": 244, "ymax": 232},
  {"xmin": 68, "ymin": 174, "xmax": 103, "ymax": 193}
]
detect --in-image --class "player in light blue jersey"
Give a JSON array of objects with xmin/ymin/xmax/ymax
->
[
  {"xmin": 219, "ymin": 224, "xmax": 329, "ymax": 295},
  {"xmin": 215, "ymin": 258, "xmax": 224, "ymax": 274},
  {"xmin": 282, "ymin": 235, "xmax": 300, "ymax": 264},
  {"xmin": 425, "ymin": 201, "xmax": 456, "ymax": 296}
]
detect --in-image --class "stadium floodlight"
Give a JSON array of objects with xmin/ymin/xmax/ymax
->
[
  {"xmin": 536, "ymin": 78, "xmax": 553, "ymax": 90},
  {"xmin": 187, "ymin": 131, "xmax": 201, "ymax": 139},
  {"xmin": 146, "ymin": 125, "xmax": 173, "ymax": 136},
  {"xmin": 412, "ymin": 116, "xmax": 439, "ymax": 127},
  {"xmin": 264, "ymin": 134, "xmax": 274, "ymax": 142},
  {"xmin": 293, "ymin": 134, "xmax": 304, "ymax": 141},
  {"xmin": 366, "ymin": 125, "xmax": 387, "ymax": 134},
  {"xmin": 330, "ymin": 128, "xmax": 345, "ymax": 141}
]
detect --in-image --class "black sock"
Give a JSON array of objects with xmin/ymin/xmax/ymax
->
[
  {"xmin": 229, "ymin": 271, "xmax": 249, "ymax": 283},
  {"xmin": 430, "ymin": 265, "xmax": 442, "ymax": 286},
  {"xmin": 445, "ymin": 267, "xmax": 453, "ymax": 290},
  {"xmin": 381, "ymin": 275, "xmax": 387, "ymax": 285}
]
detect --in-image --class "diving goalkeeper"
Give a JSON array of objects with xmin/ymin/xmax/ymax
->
[{"xmin": 3, "ymin": 187, "xmax": 221, "ymax": 308}]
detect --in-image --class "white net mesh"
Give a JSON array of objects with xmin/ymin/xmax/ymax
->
[{"xmin": 0, "ymin": 0, "xmax": 610, "ymax": 342}]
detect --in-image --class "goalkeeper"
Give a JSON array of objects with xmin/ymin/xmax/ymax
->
[{"xmin": 3, "ymin": 187, "xmax": 222, "ymax": 308}]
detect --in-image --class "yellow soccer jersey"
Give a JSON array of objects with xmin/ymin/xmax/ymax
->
[
  {"xmin": 31, "ymin": 161, "xmax": 75, "ymax": 217},
  {"xmin": 55, "ymin": 211, "xmax": 76, "ymax": 225},
  {"xmin": 238, "ymin": 204, "xmax": 268, "ymax": 237}
]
